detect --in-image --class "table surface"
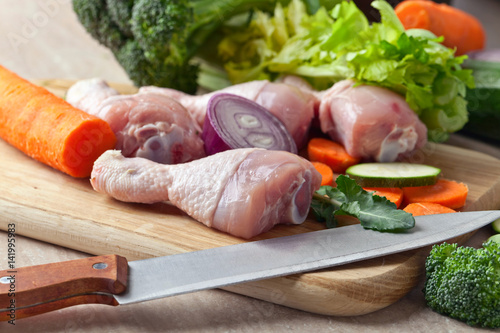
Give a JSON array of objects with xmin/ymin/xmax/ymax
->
[{"xmin": 1, "ymin": 0, "xmax": 500, "ymax": 331}]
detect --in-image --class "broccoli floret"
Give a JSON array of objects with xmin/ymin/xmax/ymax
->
[
  {"xmin": 115, "ymin": 40, "xmax": 199, "ymax": 93},
  {"xmin": 106, "ymin": 0, "xmax": 135, "ymax": 37},
  {"xmin": 423, "ymin": 240, "xmax": 500, "ymax": 328},
  {"xmin": 72, "ymin": 0, "xmax": 279, "ymax": 93},
  {"xmin": 130, "ymin": 0, "xmax": 192, "ymax": 62},
  {"xmin": 73, "ymin": 0, "xmax": 126, "ymax": 52}
]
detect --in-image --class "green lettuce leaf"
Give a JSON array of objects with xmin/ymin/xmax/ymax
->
[{"xmin": 215, "ymin": 0, "xmax": 475, "ymax": 142}]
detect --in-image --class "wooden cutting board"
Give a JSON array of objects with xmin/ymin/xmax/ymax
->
[{"xmin": 1, "ymin": 79, "xmax": 500, "ymax": 317}]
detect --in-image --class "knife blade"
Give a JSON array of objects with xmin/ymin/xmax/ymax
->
[{"xmin": 1, "ymin": 210, "xmax": 499, "ymax": 321}]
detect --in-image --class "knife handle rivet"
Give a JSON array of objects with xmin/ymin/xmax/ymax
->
[
  {"xmin": 92, "ymin": 262, "xmax": 108, "ymax": 270},
  {"xmin": 0, "ymin": 276, "xmax": 13, "ymax": 284}
]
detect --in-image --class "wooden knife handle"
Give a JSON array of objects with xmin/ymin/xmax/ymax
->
[{"xmin": 0, "ymin": 254, "xmax": 127, "ymax": 321}]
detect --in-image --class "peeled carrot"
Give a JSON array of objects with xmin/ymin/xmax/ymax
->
[
  {"xmin": 394, "ymin": 0, "xmax": 486, "ymax": 55},
  {"xmin": 0, "ymin": 65, "xmax": 116, "ymax": 178},
  {"xmin": 311, "ymin": 161, "xmax": 334, "ymax": 186},
  {"xmin": 403, "ymin": 202, "xmax": 456, "ymax": 216},
  {"xmin": 364, "ymin": 187, "xmax": 404, "ymax": 208},
  {"xmin": 402, "ymin": 179, "xmax": 468, "ymax": 209},
  {"xmin": 307, "ymin": 138, "xmax": 361, "ymax": 173}
]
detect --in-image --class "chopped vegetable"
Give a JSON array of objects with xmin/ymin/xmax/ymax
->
[
  {"xmin": 307, "ymin": 137, "xmax": 360, "ymax": 173},
  {"xmin": 487, "ymin": 234, "xmax": 500, "ymax": 244},
  {"xmin": 493, "ymin": 218, "xmax": 500, "ymax": 233},
  {"xmin": 0, "ymin": 65, "xmax": 116, "ymax": 178},
  {"xmin": 346, "ymin": 162, "xmax": 440, "ymax": 188},
  {"xmin": 216, "ymin": 0, "xmax": 475, "ymax": 142},
  {"xmin": 310, "ymin": 174, "xmax": 415, "ymax": 231},
  {"xmin": 394, "ymin": 0, "xmax": 485, "ymax": 56},
  {"xmin": 423, "ymin": 240, "xmax": 500, "ymax": 328},
  {"xmin": 402, "ymin": 179, "xmax": 468, "ymax": 210},
  {"xmin": 403, "ymin": 202, "xmax": 456, "ymax": 216},
  {"xmin": 311, "ymin": 161, "xmax": 334, "ymax": 186},
  {"xmin": 364, "ymin": 187, "xmax": 404, "ymax": 208},
  {"xmin": 461, "ymin": 58, "xmax": 500, "ymax": 141},
  {"xmin": 202, "ymin": 93, "xmax": 297, "ymax": 155}
]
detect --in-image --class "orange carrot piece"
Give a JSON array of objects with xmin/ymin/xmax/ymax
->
[
  {"xmin": 402, "ymin": 179, "xmax": 468, "ymax": 209},
  {"xmin": 311, "ymin": 161, "xmax": 334, "ymax": 186},
  {"xmin": 307, "ymin": 137, "xmax": 361, "ymax": 173},
  {"xmin": 0, "ymin": 65, "xmax": 116, "ymax": 178},
  {"xmin": 395, "ymin": 0, "xmax": 485, "ymax": 55},
  {"xmin": 403, "ymin": 202, "xmax": 456, "ymax": 216},
  {"xmin": 364, "ymin": 187, "xmax": 404, "ymax": 208}
]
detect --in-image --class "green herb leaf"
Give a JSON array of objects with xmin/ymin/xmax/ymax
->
[{"xmin": 311, "ymin": 175, "xmax": 415, "ymax": 232}]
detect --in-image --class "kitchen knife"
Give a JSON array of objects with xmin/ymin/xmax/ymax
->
[{"xmin": 1, "ymin": 210, "xmax": 499, "ymax": 321}]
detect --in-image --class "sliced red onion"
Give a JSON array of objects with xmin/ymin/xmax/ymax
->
[{"xmin": 202, "ymin": 93, "xmax": 298, "ymax": 155}]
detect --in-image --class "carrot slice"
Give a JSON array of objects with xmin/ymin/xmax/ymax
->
[
  {"xmin": 402, "ymin": 179, "xmax": 468, "ymax": 209},
  {"xmin": 403, "ymin": 202, "xmax": 456, "ymax": 216},
  {"xmin": 311, "ymin": 161, "xmax": 334, "ymax": 186},
  {"xmin": 307, "ymin": 137, "xmax": 361, "ymax": 173},
  {"xmin": 0, "ymin": 65, "xmax": 116, "ymax": 178},
  {"xmin": 394, "ymin": 0, "xmax": 485, "ymax": 55},
  {"xmin": 364, "ymin": 187, "xmax": 404, "ymax": 208}
]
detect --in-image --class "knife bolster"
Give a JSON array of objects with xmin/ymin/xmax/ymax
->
[{"xmin": 0, "ymin": 254, "xmax": 128, "ymax": 321}]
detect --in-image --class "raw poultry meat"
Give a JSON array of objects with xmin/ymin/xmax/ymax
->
[
  {"xmin": 275, "ymin": 75, "xmax": 315, "ymax": 92},
  {"xmin": 90, "ymin": 148, "xmax": 322, "ymax": 239},
  {"xmin": 93, "ymin": 93, "xmax": 205, "ymax": 164},
  {"xmin": 318, "ymin": 80, "xmax": 427, "ymax": 162},
  {"xmin": 66, "ymin": 78, "xmax": 120, "ymax": 113},
  {"xmin": 139, "ymin": 80, "xmax": 317, "ymax": 149},
  {"xmin": 67, "ymin": 79, "xmax": 205, "ymax": 164}
]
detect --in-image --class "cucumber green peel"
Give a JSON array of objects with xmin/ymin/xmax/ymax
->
[
  {"xmin": 462, "ymin": 59, "xmax": 500, "ymax": 141},
  {"xmin": 487, "ymin": 234, "xmax": 500, "ymax": 245},
  {"xmin": 346, "ymin": 163, "xmax": 441, "ymax": 188},
  {"xmin": 492, "ymin": 218, "xmax": 500, "ymax": 233}
]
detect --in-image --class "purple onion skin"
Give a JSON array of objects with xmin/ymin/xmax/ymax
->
[
  {"xmin": 467, "ymin": 49, "xmax": 500, "ymax": 62},
  {"xmin": 202, "ymin": 93, "xmax": 298, "ymax": 156}
]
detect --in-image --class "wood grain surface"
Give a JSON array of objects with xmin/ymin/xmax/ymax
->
[{"xmin": 0, "ymin": 80, "xmax": 500, "ymax": 316}]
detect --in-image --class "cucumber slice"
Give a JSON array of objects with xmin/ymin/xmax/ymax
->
[
  {"xmin": 492, "ymin": 218, "xmax": 500, "ymax": 233},
  {"xmin": 346, "ymin": 163, "xmax": 441, "ymax": 188},
  {"xmin": 487, "ymin": 234, "xmax": 500, "ymax": 244}
]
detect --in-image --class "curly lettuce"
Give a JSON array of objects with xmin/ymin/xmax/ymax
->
[{"xmin": 217, "ymin": 0, "xmax": 475, "ymax": 142}]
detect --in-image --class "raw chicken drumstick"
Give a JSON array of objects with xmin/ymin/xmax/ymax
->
[
  {"xmin": 140, "ymin": 80, "xmax": 317, "ymax": 149},
  {"xmin": 67, "ymin": 79, "xmax": 205, "ymax": 164},
  {"xmin": 318, "ymin": 80, "xmax": 428, "ymax": 162},
  {"xmin": 66, "ymin": 78, "xmax": 120, "ymax": 113},
  {"xmin": 91, "ymin": 148, "xmax": 322, "ymax": 239}
]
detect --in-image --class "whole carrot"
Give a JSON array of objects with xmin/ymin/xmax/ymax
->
[
  {"xmin": 0, "ymin": 65, "xmax": 116, "ymax": 178},
  {"xmin": 395, "ymin": 0, "xmax": 485, "ymax": 55}
]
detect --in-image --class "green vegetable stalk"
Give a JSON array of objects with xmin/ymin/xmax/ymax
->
[
  {"xmin": 216, "ymin": 0, "xmax": 475, "ymax": 142},
  {"xmin": 424, "ymin": 241, "xmax": 500, "ymax": 328},
  {"xmin": 310, "ymin": 174, "xmax": 414, "ymax": 232}
]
